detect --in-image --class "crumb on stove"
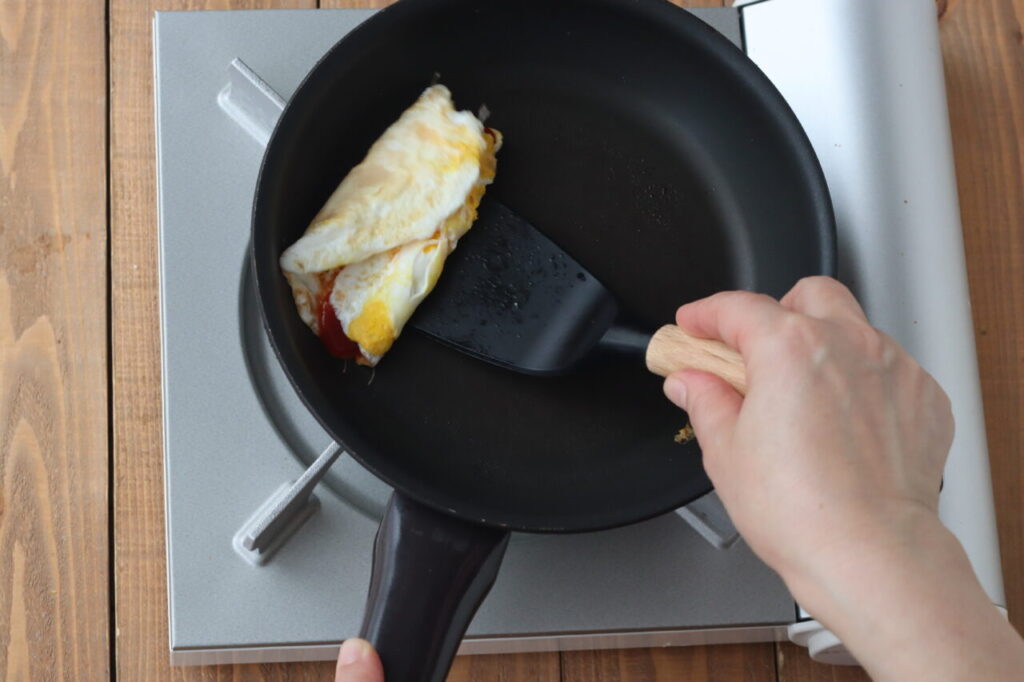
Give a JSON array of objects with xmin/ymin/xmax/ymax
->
[{"xmin": 674, "ymin": 424, "xmax": 695, "ymax": 445}]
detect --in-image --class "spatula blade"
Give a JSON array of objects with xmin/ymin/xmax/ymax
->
[{"xmin": 410, "ymin": 201, "xmax": 619, "ymax": 374}]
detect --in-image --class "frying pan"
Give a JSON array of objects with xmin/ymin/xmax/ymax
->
[{"xmin": 252, "ymin": 0, "xmax": 835, "ymax": 679}]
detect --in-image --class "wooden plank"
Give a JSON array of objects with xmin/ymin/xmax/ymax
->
[
  {"xmin": 775, "ymin": 644, "xmax": 869, "ymax": 682},
  {"xmin": 0, "ymin": 0, "xmax": 110, "ymax": 680},
  {"xmin": 448, "ymin": 652, "xmax": 561, "ymax": 682},
  {"xmin": 561, "ymin": 644, "xmax": 776, "ymax": 682},
  {"xmin": 940, "ymin": 0, "xmax": 1024, "ymax": 634},
  {"xmin": 108, "ymin": 1, "xmax": 325, "ymax": 681}
]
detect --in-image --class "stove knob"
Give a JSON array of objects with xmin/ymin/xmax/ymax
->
[{"xmin": 787, "ymin": 619, "xmax": 860, "ymax": 666}]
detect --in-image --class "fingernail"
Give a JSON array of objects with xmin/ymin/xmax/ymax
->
[
  {"xmin": 664, "ymin": 375, "xmax": 687, "ymax": 408},
  {"xmin": 338, "ymin": 638, "xmax": 371, "ymax": 666}
]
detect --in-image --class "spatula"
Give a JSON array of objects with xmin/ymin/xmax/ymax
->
[{"xmin": 410, "ymin": 201, "xmax": 748, "ymax": 394}]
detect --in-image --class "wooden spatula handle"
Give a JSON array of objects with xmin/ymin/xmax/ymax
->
[{"xmin": 645, "ymin": 325, "xmax": 748, "ymax": 396}]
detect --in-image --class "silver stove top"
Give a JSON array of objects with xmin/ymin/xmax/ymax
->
[{"xmin": 155, "ymin": 0, "xmax": 1004, "ymax": 667}]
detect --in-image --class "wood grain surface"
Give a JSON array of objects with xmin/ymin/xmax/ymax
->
[
  {"xmin": 448, "ymin": 651, "xmax": 561, "ymax": 682},
  {"xmin": 941, "ymin": 0, "xmax": 1024, "ymax": 635},
  {"xmin": 775, "ymin": 644, "xmax": 871, "ymax": 682},
  {"xmin": 0, "ymin": 0, "xmax": 110, "ymax": 680},
  {"xmin": 561, "ymin": 644, "xmax": 776, "ymax": 682},
  {"xmin": 0, "ymin": 0, "xmax": 1017, "ymax": 680}
]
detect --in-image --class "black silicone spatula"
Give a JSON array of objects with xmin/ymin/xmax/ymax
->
[{"xmin": 410, "ymin": 201, "xmax": 748, "ymax": 394}]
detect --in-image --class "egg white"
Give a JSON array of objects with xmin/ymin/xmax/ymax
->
[
  {"xmin": 279, "ymin": 84, "xmax": 501, "ymax": 366},
  {"xmin": 329, "ymin": 236, "xmax": 450, "ymax": 364},
  {"xmin": 280, "ymin": 85, "xmax": 488, "ymax": 274}
]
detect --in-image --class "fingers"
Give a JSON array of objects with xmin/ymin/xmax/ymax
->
[
  {"xmin": 664, "ymin": 370, "xmax": 742, "ymax": 454},
  {"xmin": 336, "ymin": 639, "xmax": 385, "ymax": 682},
  {"xmin": 780, "ymin": 277, "xmax": 868, "ymax": 326},
  {"xmin": 675, "ymin": 291, "xmax": 788, "ymax": 356}
]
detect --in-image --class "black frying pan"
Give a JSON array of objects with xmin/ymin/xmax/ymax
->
[{"xmin": 252, "ymin": 0, "xmax": 835, "ymax": 679}]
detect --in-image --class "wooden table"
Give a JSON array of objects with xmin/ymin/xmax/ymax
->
[{"xmin": 1, "ymin": 0, "xmax": 1019, "ymax": 679}]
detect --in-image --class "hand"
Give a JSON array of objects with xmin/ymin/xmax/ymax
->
[
  {"xmin": 664, "ymin": 276, "xmax": 952, "ymax": 589},
  {"xmin": 663, "ymin": 277, "xmax": 1024, "ymax": 681},
  {"xmin": 335, "ymin": 639, "xmax": 384, "ymax": 682}
]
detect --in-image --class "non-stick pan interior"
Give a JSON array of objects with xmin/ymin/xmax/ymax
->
[{"xmin": 253, "ymin": 0, "xmax": 835, "ymax": 531}]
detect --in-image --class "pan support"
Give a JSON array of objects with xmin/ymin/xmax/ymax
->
[{"xmin": 232, "ymin": 442, "xmax": 343, "ymax": 565}]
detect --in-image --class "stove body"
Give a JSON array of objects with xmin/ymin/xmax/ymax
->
[{"xmin": 155, "ymin": 0, "xmax": 1004, "ymax": 667}]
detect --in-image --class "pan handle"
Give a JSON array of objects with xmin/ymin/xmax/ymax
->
[
  {"xmin": 645, "ymin": 325, "xmax": 748, "ymax": 395},
  {"xmin": 358, "ymin": 492, "xmax": 511, "ymax": 682}
]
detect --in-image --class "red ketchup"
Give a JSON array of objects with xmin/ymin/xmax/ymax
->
[{"xmin": 317, "ymin": 295, "xmax": 361, "ymax": 360}]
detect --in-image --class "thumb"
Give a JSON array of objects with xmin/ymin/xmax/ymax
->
[
  {"xmin": 663, "ymin": 370, "xmax": 742, "ymax": 452},
  {"xmin": 335, "ymin": 639, "xmax": 385, "ymax": 682}
]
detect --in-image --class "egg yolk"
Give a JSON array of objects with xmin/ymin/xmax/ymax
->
[{"xmin": 347, "ymin": 299, "xmax": 396, "ymax": 358}]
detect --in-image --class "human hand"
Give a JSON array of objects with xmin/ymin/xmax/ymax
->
[
  {"xmin": 335, "ymin": 638, "xmax": 384, "ymax": 682},
  {"xmin": 662, "ymin": 276, "xmax": 953, "ymax": 592},
  {"xmin": 662, "ymin": 277, "xmax": 1024, "ymax": 681}
]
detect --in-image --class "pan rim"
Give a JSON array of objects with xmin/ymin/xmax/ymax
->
[{"xmin": 251, "ymin": 0, "xmax": 837, "ymax": 533}]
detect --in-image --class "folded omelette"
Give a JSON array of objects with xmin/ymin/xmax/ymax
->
[{"xmin": 280, "ymin": 85, "xmax": 502, "ymax": 366}]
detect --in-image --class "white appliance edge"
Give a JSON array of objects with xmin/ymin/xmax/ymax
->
[{"xmin": 740, "ymin": 0, "xmax": 1005, "ymax": 610}]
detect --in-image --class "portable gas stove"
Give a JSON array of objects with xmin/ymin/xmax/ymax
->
[{"xmin": 155, "ymin": 0, "xmax": 1005, "ymax": 667}]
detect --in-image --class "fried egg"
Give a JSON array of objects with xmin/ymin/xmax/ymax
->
[{"xmin": 280, "ymin": 85, "xmax": 501, "ymax": 366}]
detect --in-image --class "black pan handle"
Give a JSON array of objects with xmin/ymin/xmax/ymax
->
[
  {"xmin": 359, "ymin": 492, "xmax": 511, "ymax": 682},
  {"xmin": 597, "ymin": 321, "xmax": 653, "ymax": 359}
]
